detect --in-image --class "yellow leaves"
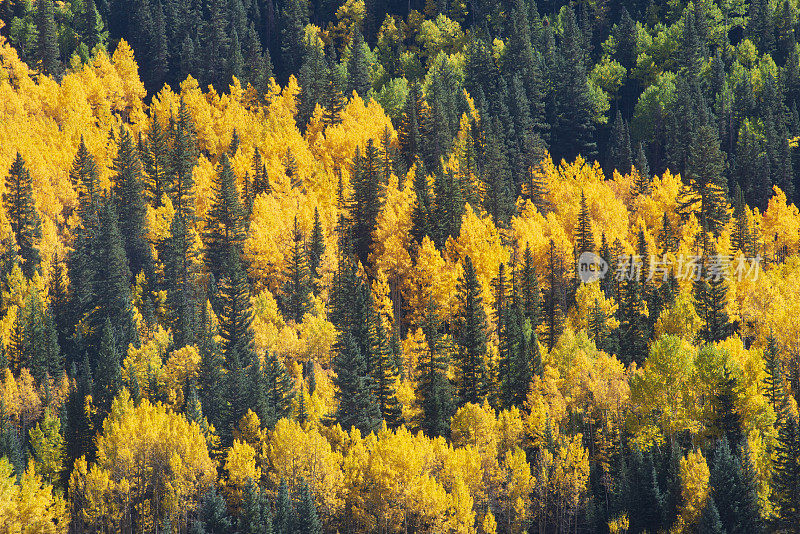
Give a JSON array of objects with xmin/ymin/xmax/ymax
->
[
  {"xmin": 83, "ymin": 390, "xmax": 215, "ymax": 530},
  {"xmin": 447, "ymin": 477, "xmax": 476, "ymax": 534},
  {"xmin": 0, "ymin": 458, "xmax": 66, "ymax": 534},
  {"xmin": 629, "ymin": 335, "xmax": 700, "ymax": 445},
  {"xmin": 568, "ymin": 281, "xmax": 619, "ymax": 333},
  {"xmin": 676, "ymin": 449, "xmax": 710, "ymax": 530},
  {"xmin": 371, "ymin": 174, "xmax": 415, "ymax": 285},
  {"xmin": 344, "ymin": 425, "xmax": 449, "ymax": 533},
  {"xmin": 265, "ymin": 418, "xmax": 344, "ymax": 516},
  {"xmin": 760, "ymin": 186, "xmax": 800, "ymax": 258},
  {"xmin": 654, "ymin": 290, "xmax": 701, "ymax": 340},
  {"xmin": 446, "ymin": 204, "xmax": 508, "ymax": 309},
  {"xmin": 224, "ymin": 440, "xmax": 261, "ymax": 509},
  {"xmin": 161, "ymin": 344, "xmax": 201, "ymax": 405},
  {"xmin": 29, "ymin": 409, "xmax": 65, "ymax": 485},
  {"xmin": 405, "ymin": 235, "xmax": 462, "ymax": 324}
]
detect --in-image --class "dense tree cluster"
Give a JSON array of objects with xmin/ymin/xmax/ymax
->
[{"xmin": 3, "ymin": 0, "xmax": 800, "ymax": 532}]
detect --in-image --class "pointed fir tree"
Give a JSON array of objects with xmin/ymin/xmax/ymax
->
[
  {"xmin": 204, "ymin": 153, "xmax": 247, "ymax": 282},
  {"xmin": 218, "ymin": 257, "xmax": 257, "ymax": 366},
  {"xmin": 261, "ymin": 350, "xmax": 295, "ymax": 428},
  {"xmin": 542, "ymin": 240, "xmax": 566, "ymax": 351},
  {"xmin": 710, "ymin": 438, "xmax": 763, "ymax": 534},
  {"xmin": 111, "ymin": 126, "xmax": 153, "ymax": 280},
  {"xmin": 576, "ymin": 191, "xmax": 595, "ymax": 254},
  {"xmin": 332, "ymin": 332, "xmax": 381, "ymax": 435},
  {"xmin": 142, "ymin": 110, "xmax": 170, "ymax": 206},
  {"xmin": 274, "ymin": 479, "xmax": 296, "ymax": 534},
  {"xmin": 349, "ymin": 140, "xmax": 383, "ymax": 267},
  {"xmin": 763, "ymin": 333, "xmax": 785, "ymax": 412},
  {"xmin": 92, "ymin": 199, "xmax": 137, "ymax": 352},
  {"xmin": 294, "ymin": 478, "xmax": 322, "ymax": 534},
  {"xmin": 416, "ymin": 300, "xmax": 456, "ymax": 438},
  {"xmin": 454, "ymin": 256, "xmax": 489, "ymax": 406},
  {"xmin": 773, "ymin": 404, "xmax": 800, "ymax": 529},
  {"xmin": 698, "ymin": 494, "xmax": 725, "ymax": 534},
  {"xmin": 308, "ymin": 207, "xmax": 325, "ymax": 280},
  {"xmin": 251, "ymin": 147, "xmax": 270, "ymax": 197},
  {"xmin": 197, "ymin": 303, "xmax": 227, "ymax": 432},
  {"xmin": 281, "ymin": 217, "xmax": 312, "ymax": 324},
  {"xmin": 679, "ymin": 124, "xmax": 729, "ymax": 235},
  {"xmin": 365, "ymin": 293, "xmax": 403, "ymax": 428},
  {"xmin": 4, "ymin": 153, "xmax": 41, "ymax": 278},
  {"xmin": 35, "ymin": 0, "xmax": 60, "ymax": 78},
  {"xmin": 238, "ymin": 479, "xmax": 273, "ymax": 534},
  {"xmin": 93, "ymin": 318, "xmax": 121, "ymax": 422},
  {"xmin": 321, "ymin": 58, "xmax": 346, "ymax": 127},
  {"xmin": 347, "ymin": 28, "xmax": 371, "ymax": 97},
  {"xmin": 608, "ymin": 110, "xmax": 633, "ymax": 175},
  {"xmin": 190, "ymin": 486, "xmax": 233, "ymax": 534}
]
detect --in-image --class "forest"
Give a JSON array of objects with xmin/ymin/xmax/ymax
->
[{"xmin": 2, "ymin": 0, "xmax": 800, "ymax": 532}]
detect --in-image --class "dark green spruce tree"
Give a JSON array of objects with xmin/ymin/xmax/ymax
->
[
  {"xmin": 111, "ymin": 126, "xmax": 154, "ymax": 280},
  {"xmin": 454, "ymin": 255, "xmax": 489, "ymax": 406},
  {"xmin": 4, "ymin": 153, "xmax": 41, "ymax": 278},
  {"xmin": 332, "ymin": 332, "xmax": 381, "ymax": 435},
  {"xmin": 204, "ymin": 153, "xmax": 247, "ymax": 282},
  {"xmin": 281, "ymin": 217, "xmax": 312, "ymax": 323}
]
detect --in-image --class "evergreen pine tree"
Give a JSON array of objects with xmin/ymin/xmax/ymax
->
[
  {"xmin": 347, "ymin": 28, "xmax": 371, "ymax": 97},
  {"xmin": 204, "ymin": 153, "xmax": 247, "ymax": 282},
  {"xmin": 608, "ymin": 110, "xmax": 633, "ymax": 175},
  {"xmin": 218, "ymin": 257, "xmax": 256, "ymax": 366},
  {"xmin": 93, "ymin": 318, "xmax": 121, "ymax": 421},
  {"xmin": 4, "ymin": 153, "xmax": 42, "ymax": 278},
  {"xmin": 197, "ymin": 304, "xmax": 227, "ymax": 431},
  {"xmin": 519, "ymin": 244, "xmax": 542, "ymax": 329},
  {"xmin": 142, "ymin": 111, "xmax": 171, "ymax": 206},
  {"xmin": 416, "ymin": 300, "xmax": 456, "ymax": 438},
  {"xmin": 349, "ymin": 140, "xmax": 383, "ymax": 266},
  {"xmin": 365, "ymin": 292, "xmax": 403, "ymax": 427},
  {"xmin": 550, "ymin": 6, "xmax": 597, "ymax": 162},
  {"xmin": 763, "ymin": 333, "xmax": 785, "ymax": 412},
  {"xmin": 294, "ymin": 478, "xmax": 322, "ymax": 534},
  {"xmin": 274, "ymin": 479, "xmax": 295, "ymax": 534},
  {"xmin": 92, "ymin": 199, "xmax": 137, "ymax": 352},
  {"xmin": 308, "ymin": 207, "xmax": 325, "ymax": 280},
  {"xmin": 321, "ymin": 58, "xmax": 346, "ymax": 127},
  {"xmin": 332, "ymin": 333, "xmax": 381, "ymax": 435},
  {"xmin": 455, "ymin": 256, "xmax": 489, "ymax": 405},
  {"xmin": 190, "ymin": 486, "xmax": 233, "ymax": 534},
  {"xmin": 238, "ymin": 480, "xmax": 273, "ymax": 534},
  {"xmin": 773, "ymin": 405, "xmax": 800, "ymax": 529},
  {"xmin": 679, "ymin": 124, "xmax": 729, "ymax": 235},
  {"xmin": 261, "ymin": 350, "xmax": 295, "ymax": 427},
  {"xmin": 251, "ymin": 147, "xmax": 270, "ymax": 196},
  {"xmin": 542, "ymin": 240, "xmax": 566, "ymax": 350},
  {"xmin": 576, "ymin": 191, "xmax": 595, "ymax": 254},
  {"xmin": 296, "ymin": 42, "xmax": 327, "ymax": 126},
  {"xmin": 710, "ymin": 438, "xmax": 763, "ymax": 534},
  {"xmin": 698, "ymin": 495, "xmax": 725, "ymax": 534},
  {"xmin": 35, "ymin": 0, "xmax": 60, "ymax": 78},
  {"xmin": 281, "ymin": 217, "xmax": 312, "ymax": 323},
  {"xmin": 279, "ymin": 0, "xmax": 310, "ymax": 75},
  {"xmin": 111, "ymin": 126, "xmax": 153, "ymax": 279}
]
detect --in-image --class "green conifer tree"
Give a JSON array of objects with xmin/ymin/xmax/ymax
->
[
  {"xmin": 204, "ymin": 153, "xmax": 247, "ymax": 282},
  {"xmin": 111, "ymin": 126, "xmax": 153, "ymax": 279},
  {"xmin": 4, "ymin": 153, "xmax": 42, "ymax": 278},
  {"xmin": 455, "ymin": 256, "xmax": 489, "ymax": 406},
  {"xmin": 281, "ymin": 217, "xmax": 312, "ymax": 324},
  {"xmin": 333, "ymin": 333, "xmax": 382, "ymax": 435}
]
